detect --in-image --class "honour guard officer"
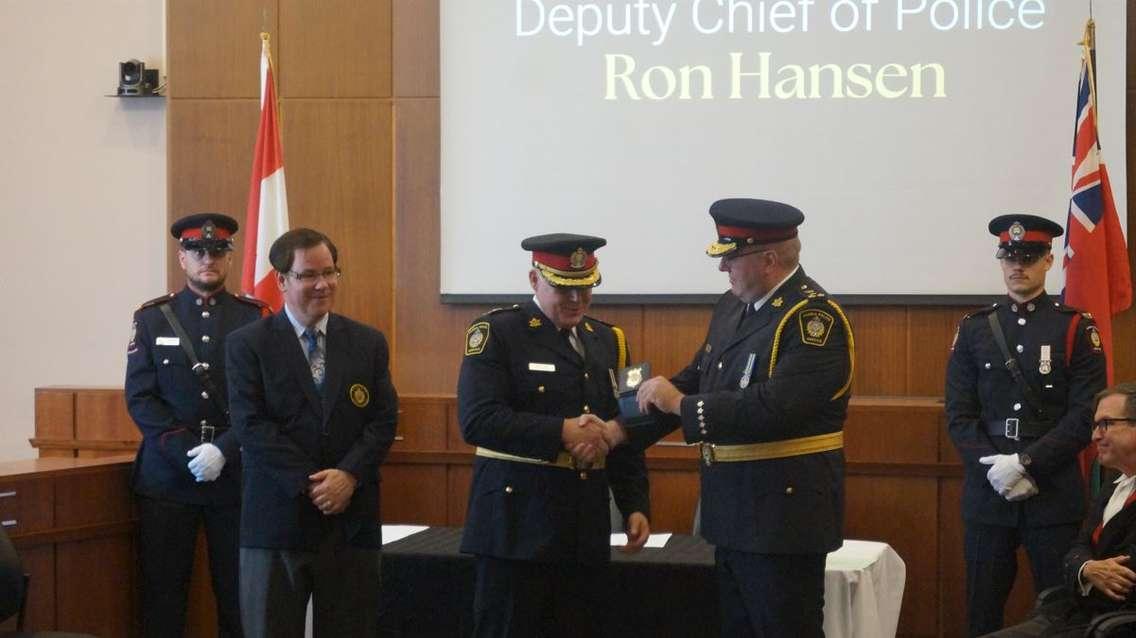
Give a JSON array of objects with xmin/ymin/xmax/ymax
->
[
  {"xmin": 125, "ymin": 213, "xmax": 268, "ymax": 638},
  {"xmin": 945, "ymin": 214, "xmax": 1106, "ymax": 636},
  {"xmin": 458, "ymin": 234, "xmax": 651, "ymax": 637},
  {"xmin": 629, "ymin": 199, "xmax": 854, "ymax": 637}
]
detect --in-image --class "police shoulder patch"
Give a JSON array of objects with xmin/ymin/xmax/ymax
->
[
  {"xmin": 127, "ymin": 320, "xmax": 139, "ymax": 354},
  {"xmin": 1086, "ymin": 324, "xmax": 1103, "ymax": 352},
  {"xmin": 798, "ymin": 308, "xmax": 835, "ymax": 347},
  {"xmin": 465, "ymin": 321, "xmax": 491, "ymax": 356}
]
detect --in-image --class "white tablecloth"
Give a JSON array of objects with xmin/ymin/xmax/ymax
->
[{"xmin": 824, "ymin": 540, "xmax": 907, "ymax": 638}]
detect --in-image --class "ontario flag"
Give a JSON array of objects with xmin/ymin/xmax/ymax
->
[
  {"xmin": 242, "ymin": 32, "xmax": 290, "ymax": 312},
  {"xmin": 1062, "ymin": 19, "xmax": 1132, "ymax": 483}
]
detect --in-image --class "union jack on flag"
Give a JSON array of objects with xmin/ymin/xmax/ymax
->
[{"xmin": 1062, "ymin": 19, "xmax": 1132, "ymax": 384}]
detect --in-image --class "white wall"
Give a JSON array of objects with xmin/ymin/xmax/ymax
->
[{"xmin": 0, "ymin": 1, "xmax": 167, "ymax": 461}]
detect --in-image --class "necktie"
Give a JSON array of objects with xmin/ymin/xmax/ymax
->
[
  {"xmin": 562, "ymin": 328, "xmax": 585, "ymax": 358},
  {"xmin": 737, "ymin": 303, "xmax": 752, "ymax": 330},
  {"xmin": 302, "ymin": 328, "xmax": 325, "ymax": 389}
]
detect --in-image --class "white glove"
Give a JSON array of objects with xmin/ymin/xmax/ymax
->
[
  {"xmin": 1003, "ymin": 474, "xmax": 1039, "ymax": 502},
  {"xmin": 979, "ymin": 454, "xmax": 1026, "ymax": 495},
  {"xmin": 187, "ymin": 443, "xmax": 226, "ymax": 482}
]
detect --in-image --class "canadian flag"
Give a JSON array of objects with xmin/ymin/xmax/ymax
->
[{"xmin": 241, "ymin": 33, "xmax": 289, "ymax": 311}]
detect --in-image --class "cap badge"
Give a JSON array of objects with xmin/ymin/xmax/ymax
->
[
  {"xmin": 569, "ymin": 248, "xmax": 587, "ymax": 269},
  {"xmin": 1008, "ymin": 222, "xmax": 1025, "ymax": 241},
  {"xmin": 202, "ymin": 220, "xmax": 216, "ymax": 239},
  {"xmin": 528, "ymin": 317, "xmax": 542, "ymax": 329}
]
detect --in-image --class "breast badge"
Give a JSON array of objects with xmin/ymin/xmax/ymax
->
[
  {"xmin": 465, "ymin": 321, "xmax": 490, "ymax": 356},
  {"xmin": 798, "ymin": 309, "xmax": 835, "ymax": 347},
  {"xmin": 349, "ymin": 383, "xmax": 370, "ymax": 408}
]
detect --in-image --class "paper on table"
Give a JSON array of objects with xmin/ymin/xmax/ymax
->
[
  {"xmin": 382, "ymin": 524, "xmax": 429, "ymax": 545},
  {"xmin": 610, "ymin": 533, "xmax": 672, "ymax": 548}
]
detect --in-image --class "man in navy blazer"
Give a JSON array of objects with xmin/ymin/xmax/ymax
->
[
  {"xmin": 226, "ymin": 228, "xmax": 398, "ymax": 638},
  {"xmin": 986, "ymin": 382, "xmax": 1136, "ymax": 637}
]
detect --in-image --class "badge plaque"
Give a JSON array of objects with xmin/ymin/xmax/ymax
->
[{"xmin": 617, "ymin": 362, "xmax": 655, "ymax": 428}]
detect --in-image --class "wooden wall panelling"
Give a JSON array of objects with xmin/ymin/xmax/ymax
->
[
  {"xmin": 908, "ymin": 306, "xmax": 967, "ymax": 397},
  {"xmin": 938, "ymin": 477, "xmax": 965, "ymax": 637},
  {"xmin": 844, "ymin": 306, "xmax": 908, "ymax": 396},
  {"xmin": 279, "ymin": 0, "xmax": 391, "ymax": 98},
  {"xmin": 843, "ymin": 399, "xmax": 940, "ymax": 464},
  {"xmin": 166, "ymin": 100, "xmax": 260, "ymax": 291},
  {"xmin": 446, "ymin": 464, "xmax": 472, "ymax": 526},
  {"xmin": 34, "ymin": 389, "xmax": 74, "ymax": 457},
  {"xmin": 446, "ymin": 398, "xmax": 473, "ymax": 453},
  {"xmin": 282, "ymin": 99, "xmax": 394, "ymax": 335},
  {"xmin": 644, "ymin": 469, "xmax": 700, "ymax": 534},
  {"xmin": 74, "ymin": 390, "xmax": 136, "ymax": 459},
  {"xmin": 55, "ymin": 534, "xmax": 135, "ymax": 637},
  {"xmin": 392, "ymin": 0, "xmax": 439, "ymax": 98},
  {"xmin": 167, "ymin": 0, "xmax": 276, "ymax": 99},
  {"xmin": 383, "ymin": 464, "xmax": 448, "ymax": 526},
  {"xmin": 641, "ymin": 306, "xmax": 713, "ymax": 380},
  {"xmin": 395, "ymin": 394, "xmax": 449, "ymax": 451},
  {"xmin": 392, "ymin": 96, "xmax": 487, "ymax": 393},
  {"xmin": 845, "ymin": 475, "xmax": 939, "ymax": 637}
]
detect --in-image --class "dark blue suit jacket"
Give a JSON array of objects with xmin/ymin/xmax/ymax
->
[{"xmin": 226, "ymin": 310, "xmax": 398, "ymax": 550}]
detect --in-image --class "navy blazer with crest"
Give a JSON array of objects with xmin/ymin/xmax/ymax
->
[{"xmin": 226, "ymin": 310, "xmax": 398, "ymax": 550}]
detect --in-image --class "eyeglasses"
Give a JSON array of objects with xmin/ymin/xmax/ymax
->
[
  {"xmin": 1093, "ymin": 418, "xmax": 1136, "ymax": 433},
  {"xmin": 185, "ymin": 246, "xmax": 230, "ymax": 260},
  {"xmin": 286, "ymin": 268, "xmax": 342, "ymax": 285}
]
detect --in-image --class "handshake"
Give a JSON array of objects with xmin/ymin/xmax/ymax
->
[
  {"xmin": 979, "ymin": 453, "xmax": 1039, "ymax": 502},
  {"xmin": 561, "ymin": 414, "xmax": 628, "ymax": 465}
]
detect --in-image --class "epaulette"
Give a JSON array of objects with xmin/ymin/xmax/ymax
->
[
  {"xmin": 481, "ymin": 304, "xmax": 522, "ymax": 318},
  {"xmin": 962, "ymin": 304, "xmax": 998, "ymax": 321},
  {"xmin": 235, "ymin": 294, "xmax": 271, "ymax": 310},
  {"xmin": 137, "ymin": 293, "xmax": 175, "ymax": 312},
  {"xmin": 1050, "ymin": 301, "xmax": 1085, "ymax": 316}
]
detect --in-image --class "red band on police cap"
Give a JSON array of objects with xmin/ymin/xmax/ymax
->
[
  {"xmin": 998, "ymin": 230, "xmax": 1054, "ymax": 244},
  {"xmin": 715, "ymin": 224, "xmax": 798, "ymax": 243},
  {"xmin": 532, "ymin": 250, "xmax": 597, "ymax": 272},
  {"xmin": 180, "ymin": 228, "xmax": 233, "ymax": 241}
]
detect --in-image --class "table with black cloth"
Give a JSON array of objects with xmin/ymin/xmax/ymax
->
[{"xmin": 377, "ymin": 527, "xmax": 904, "ymax": 638}]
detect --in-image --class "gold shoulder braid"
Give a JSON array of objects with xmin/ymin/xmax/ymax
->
[
  {"xmin": 611, "ymin": 325, "xmax": 628, "ymax": 370},
  {"xmin": 768, "ymin": 299, "xmax": 855, "ymax": 400}
]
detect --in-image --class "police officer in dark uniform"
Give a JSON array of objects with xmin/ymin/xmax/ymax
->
[
  {"xmin": 125, "ymin": 213, "xmax": 268, "ymax": 638},
  {"xmin": 458, "ymin": 234, "xmax": 651, "ymax": 637},
  {"xmin": 945, "ymin": 214, "xmax": 1107, "ymax": 636},
  {"xmin": 628, "ymin": 198, "xmax": 853, "ymax": 637}
]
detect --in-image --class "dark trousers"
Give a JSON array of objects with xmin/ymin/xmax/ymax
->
[
  {"xmin": 471, "ymin": 556, "xmax": 608, "ymax": 638},
  {"xmin": 715, "ymin": 547, "xmax": 825, "ymax": 638},
  {"xmin": 136, "ymin": 495, "xmax": 242, "ymax": 638},
  {"xmin": 965, "ymin": 521, "xmax": 1080, "ymax": 637},
  {"xmin": 239, "ymin": 523, "xmax": 382, "ymax": 638},
  {"xmin": 981, "ymin": 597, "xmax": 1091, "ymax": 638}
]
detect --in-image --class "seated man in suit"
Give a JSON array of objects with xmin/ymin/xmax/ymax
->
[
  {"xmin": 986, "ymin": 382, "xmax": 1136, "ymax": 637},
  {"xmin": 226, "ymin": 227, "xmax": 399, "ymax": 638}
]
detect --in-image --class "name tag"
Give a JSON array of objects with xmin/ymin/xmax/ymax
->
[
  {"xmin": 528, "ymin": 362, "xmax": 556, "ymax": 372},
  {"xmin": 156, "ymin": 337, "xmax": 180, "ymax": 346}
]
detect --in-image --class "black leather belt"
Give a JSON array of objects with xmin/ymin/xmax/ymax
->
[{"xmin": 985, "ymin": 419, "xmax": 1053, "ymax": 441}]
